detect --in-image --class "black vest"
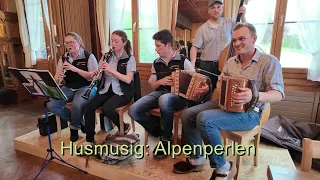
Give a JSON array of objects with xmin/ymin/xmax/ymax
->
[
  {"xmin": 102, "ymin": 53, "xmax": 134, "ymax": 100},
  {"xmin": 154, "ymin": 55, "xmax": 186, "ymax": 92},
  {"xmin": 64, "ymin": 50, "xmax": 92, "ymax": 89}
]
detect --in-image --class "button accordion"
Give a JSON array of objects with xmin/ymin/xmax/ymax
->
[
  {"xmin": 218, "ymin": 76, "xmax": 259, "ymax": 113},
  {"xmin": 171, "ymin": 70, "xmax": 209, "ymax": 101}
]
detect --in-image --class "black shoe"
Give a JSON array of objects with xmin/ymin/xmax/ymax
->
[
  {"xmin": 210, "ymin": 161, "xmax": 237, "ymax": 180},
  {"xmin": 80, "ymin": 123, "xmax": 86, "ymax": 134},
  {"xmin": 149, "ymin": 124, "xmax": 162, "ymax": 137},
  {"xmin": 153, "ymin": 137, "xmax": 171, "ymax": 159},
  {"xmin": 70, "ymin": 129, "xmax": 79, "ymax": 142},
  {"xmin": 173, "ymin": 158, "xmax": 205, "ymax": 174}
]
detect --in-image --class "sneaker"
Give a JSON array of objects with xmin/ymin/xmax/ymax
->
[
  {"xmin": 173, "ymin": 158, "xmax": 205, "ymax": 174},
  {"xmin": 210, "ymin": 161, "xmax": 237, "ymax": 180},
  {"xmin": 70, "ymin": 129, "xmax": 79, "ymax": 142},
  {"xmin": 153, "ymin": 137, "xmax": 171, "ymax": 159}
]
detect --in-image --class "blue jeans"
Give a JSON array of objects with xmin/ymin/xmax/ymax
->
[
  {"xmin": 47, "ymin": 86, "xmax": 97, "ymax": 130},
  {"xmin": 128, "ymin": 91, "xmax": 188, "ymax": 139},
  {"xmin": 181, "ymin": 101, "xmax": 260, "ymax": 168}
]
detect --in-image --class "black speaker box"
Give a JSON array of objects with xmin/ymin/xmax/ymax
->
[{"xmin": 37, "ymin": 112, "xmax": 68, "ymax": 136}]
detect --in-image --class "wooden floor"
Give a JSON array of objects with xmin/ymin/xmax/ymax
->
[
  {"xmin": 2, "ymin": 99, "xmax": 320, "ymax": 180},
  {"xmin": 0, "ymin": 102, "xmax": 103, "ymax": 180}
]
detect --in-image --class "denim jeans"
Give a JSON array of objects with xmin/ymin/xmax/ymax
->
[
  {"xmin": 47, "ymin": 86, "xmax": 97, "ymax": 130},
  {"xmin": 181, "ymin": 101, "xmax": 260, "ymax": 168},
  {"xmin": 128, "ymin": 91, "xmax": 188, "ymax": 139}
]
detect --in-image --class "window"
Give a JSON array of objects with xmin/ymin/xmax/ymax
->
[
  {"xmin": 245, "ymin": 0, "xmax": 276, "ymax": 54},
  {"xmin": 138, "ymin": 0, "xmax": 158, "ymax": 63},
  {"xmin": 110, "ymin": 0, "xmax": 133, "ymax": 48},
  {"xmin": 109, "ymin": 0, "xmax": 158, "ymax": 63},
  {"xmin": 279, "ymin": 0, "xmax": 315, "ymax": 68},
  {"xmin": 245, "ymin": 0, "xmax": 318, "ymax": 69},
  {"xmin": 24, "ymin": 0, "xmax": 47, "ymax": 59}
]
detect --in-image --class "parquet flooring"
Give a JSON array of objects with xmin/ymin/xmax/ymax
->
[{"xmin": 0, "ymin": 102, "xmax": 103, "ymax": 180}]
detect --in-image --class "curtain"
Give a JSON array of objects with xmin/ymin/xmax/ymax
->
[
  {"xmin": 96, "ymin": 0, "xmax": 110, "ymax": 54},
  {"xmin": 41, "ymin": 0, "xmax": 50, "ymax": 34},
  {"xmin": 223, "ymin": 0, "xmax": 240, "ymax": 19},
  {"xmin": 296, "ymin": 0, "xmax": 320, "ymax": 82},
  {"xmin": 157, "ymin": 0, "xmax": 178, "ymax": 32},
  {"xmin": 24, "ymin": 0, "xmax": 42, "ymax": 66},
  {"xmin": 15, "ymin": 0, "xmax": 32, "ymax": 67}
]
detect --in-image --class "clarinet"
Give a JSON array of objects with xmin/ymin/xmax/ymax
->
[
  {"xmin": 57, "ymin": 49, "xmax": 71, "ymax": 85},
  {"xmin": 82, "ymin": 48, "xmax": 114, "ymax": 99}
]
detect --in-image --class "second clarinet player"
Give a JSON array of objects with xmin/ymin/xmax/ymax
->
[
  {"xmin": 48, "ymin": 32, "xmax": 98, "ymax": 142},
  {"xmin": 81, "ymin": 30, "xmax": 136, "ymax": 149}
]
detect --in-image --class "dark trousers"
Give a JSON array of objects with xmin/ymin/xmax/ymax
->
[
  {"xmin": 198, "ymin": 60, "xmax": 220, "ymax": 89},
  {"xmin": 84, "ymin": 87, "xmax": 131, "ymax": 142}
]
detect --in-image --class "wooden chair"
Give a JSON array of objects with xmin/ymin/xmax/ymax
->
[
  {"xmin": 56, "ymin": 101, "xmax": 135, "ymax": 138},
  {"xmin": 267, "ymin": 138, "xmax": 320, "ymax": 180},
  {"xmin": 144, "ymin": 108, "xmax": 182, "ymax": 147},
  {"xmin": 95, "ymin": 101, "xmax": 135, "ymax": 135},
  {"xmin": 219, "ymin": 103, "xmax": 271, "ymax": 180},
  {"xmin": 53, "ymin": 102, "xmax": 72, "ymax": 138}
]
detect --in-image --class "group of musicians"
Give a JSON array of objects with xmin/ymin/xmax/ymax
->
[{"xmin": 48, "ymin": 0, "xmax": 285, "ymax": 179}]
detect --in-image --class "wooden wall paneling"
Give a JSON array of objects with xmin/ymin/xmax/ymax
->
[
  {"xmin": 132, "ymin": 0, "xmax": 139, "ymax": 63},
  {"xmin": 185, "ymin": 29, "xmax": 191, "ymax": 43},
  {"xmin": 311, "ymin": 91, "xmax": 320, "ymax": 123},
  {"xmin": 89, "ymin": 0, "xmax": 100, "ymax": 60},
  {"xmin": 136, "ymin": 63, "xmax": 152, "ymax": 96},
  {"xmin": 46, "ymin": 0, "xmax": 65, "ymax": 75},
  {"xmin": 62, "ymin": 0, "xmax": 92, "ymax": 52},
  {"xmin": 175, "ymin": 27, "xmax": 183, "ymax": 40},
  {"xmin": 271, "ymin": 91, "xmax": 318, "ymax": 123},
  {"xmin": 317, "ymin": 102, "xmax": 320, "ymax": 124},
  {"xmin": 191, "ymin": 22, "xmax": 203, "ymax": 38}
]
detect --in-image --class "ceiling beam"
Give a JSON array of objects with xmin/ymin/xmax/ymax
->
[{"xmin": 185, "ymin": 0, "xmax": 207, "ymax": 22}]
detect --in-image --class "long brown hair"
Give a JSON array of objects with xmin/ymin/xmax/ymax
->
[
  {"xmin": 112, "ymin": 30, "xmax": 132, "ymax": 53},
  {"xmin": 65, "ymin": 32, "xmax": 85, "ymax": 48}
]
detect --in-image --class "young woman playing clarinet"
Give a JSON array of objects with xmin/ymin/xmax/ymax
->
[
  {"xmin": 48, "ymin": 32, "xmax": 98, "ymax": 142},
  {"xmin": 83, "ymin": 30, "xmax": 136, "ymax": 146}
]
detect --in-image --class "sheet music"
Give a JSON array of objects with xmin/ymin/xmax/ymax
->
[{"xmin": 7, "ymin": 67, "xmax": 67, "ymax": 101}]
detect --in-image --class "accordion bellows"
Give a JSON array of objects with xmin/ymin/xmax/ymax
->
[
  {"xmin": 171, "ymin": 70, "xmax": 208, "ymax": 101},
  {"xmin": 218, "ymin": 76, "xmax": 249, "ymax": 112}
]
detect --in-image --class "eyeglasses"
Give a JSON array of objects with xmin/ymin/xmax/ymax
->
[{"xmin": 64, "ymin": 41, "xmax": 77, "ymax": 45}]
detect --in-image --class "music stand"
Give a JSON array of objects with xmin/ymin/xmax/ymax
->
[{"xmin": 8, "ymin": 67, "xmax": 87, "ymax": 179}]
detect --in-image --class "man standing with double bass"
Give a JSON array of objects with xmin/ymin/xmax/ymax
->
[{"xmin": 190, "ymin": 0, "xmax": 247, "ymax": 89}]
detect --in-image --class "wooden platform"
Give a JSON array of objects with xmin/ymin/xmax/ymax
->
[{"xmin": 14, "ymin": 113, "xmax": 297, "ymax": 180}]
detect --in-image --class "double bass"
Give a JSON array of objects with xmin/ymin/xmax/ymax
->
[{"xmin": 218, "ymin": 0, "xmax": 248, "ymax": 72}]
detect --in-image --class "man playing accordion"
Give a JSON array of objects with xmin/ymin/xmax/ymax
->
[
  {"xmin": 173, "ymin": 23, "xmax": 285, "ymax": 180},
  {"xmin": 129, "ymin": 29, "xmax": 209, "ymax": 159}
]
